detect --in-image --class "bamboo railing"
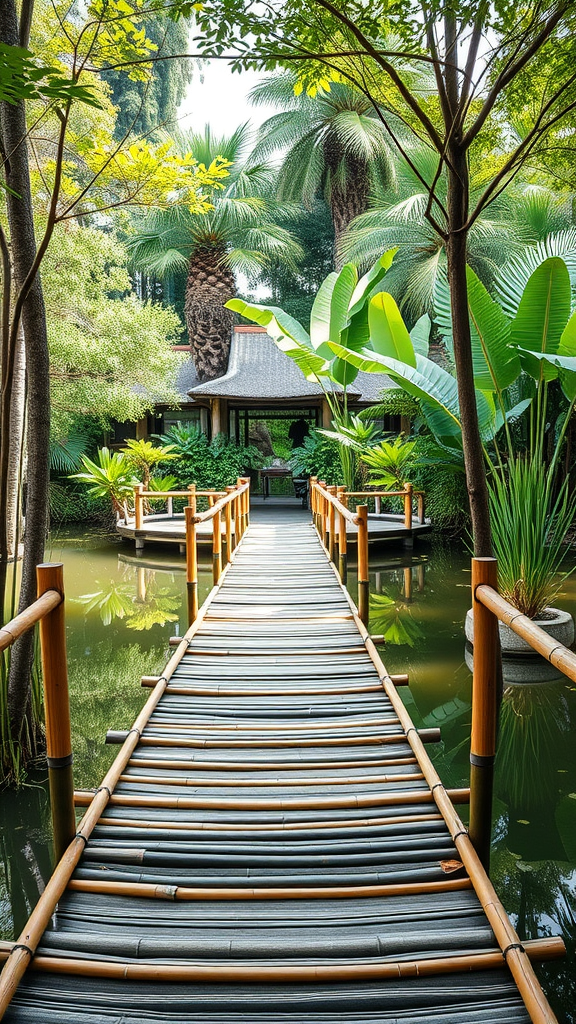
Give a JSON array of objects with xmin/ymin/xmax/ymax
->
[
  {"xmin": 184, "ymin": 477, "xmax": 250, "ymax": 626},
  {"xmin": 132, "ymin": 484, "xmax": 228, "ymax": 529},
  {"xmin": 469, "ymin": 555, "xmax": 576, "ymax": 871},
  {"xmin": 1, "ymin": 565, "xmax": 75, "ymax": 863}
]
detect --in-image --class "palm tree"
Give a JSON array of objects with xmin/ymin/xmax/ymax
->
[
  {"xmin": 249, "ymin": 73, "xmax": 398, "ymax": 266},
  {"xmin": 128, "ymin": 124, "xmax": 302, "ymax": 381},
  {"xmin": 339, "ymin": 144, "xmax": 507, "ymax": 321}
]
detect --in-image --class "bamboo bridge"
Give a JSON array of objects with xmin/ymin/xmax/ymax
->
[{"xmin": 0, "ymin": 488, "xmax": 566, "ymax": 1023}]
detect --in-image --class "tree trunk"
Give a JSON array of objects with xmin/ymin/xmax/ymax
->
[
  {"xmin": 184, "ymin": 246, "xmax": 235, "ymax": 382},
  {"xmin": 327, "ymin": 150, "xmax": 371, "ymax": 271},
  {"xmin": 6, "ymin": 326, "xmax": 26, "ymax": 562},
  {"xmin": 1, "ymin": 0, "xmax": 51, "ymax": 748},
  {"xmin": 445, "ymin": 147, "xmax": 492, "ymax": 557}
]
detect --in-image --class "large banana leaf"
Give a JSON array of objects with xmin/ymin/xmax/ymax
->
[
  {"xmin": 466, "ymin": 268, "xmax": 518, "ymax": 391},
  {"xmin": 226, "ymin": 298, "xmax": 312, "ymax": 350},
  {"xmin": 510, "ymin": 258, "xmax": 572, "ymax": 382},
  {"xmin": 514, "ymin": 348, "xmax": 576, "ymax": 402},
  {"xmin": 310, "ymin": 263, "xmax": 358, "ymax": 359},
  {"xmin": 328, "ymin": 343, "xmax": 461, "ymax": 443},
  {"xmin": 348, "ymin": 248, "xmax": 398, "ymax": 318},
  {"xmin": 409, "ymin": 314, "xmax": 431, "ymax": 357},
  {"xmin": 368, "ymin": 292, "xmax": 416, "ymax": 367},
  {"xmin": 227, "ymin": 298, "xmax": 327, "ymax": 380},
  {"xmin": 309, "ymin": 272, "xmax": 338, "ymax": 358},
  {"xmin": 433, "ymin": 268, "xmax": 518, "ymax": 393}
]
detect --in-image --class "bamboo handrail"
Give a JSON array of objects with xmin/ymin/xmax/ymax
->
[
  {"xmin": 184, "ymin": 478, "xmax": 250, "ymax": 627},
  {"xmin": 0, "ymin": 590, "xmax": 61, "ymax": 652},
  {"xmin": 476, "ymin": 583, "xmax": 576, "ymax": 683},
  {"xmin": 139, "ymin": 489, "xmax": 227, "ymax": 499},
  {"xmin": 346, "ymin": 489, "xmax": 424, "ymax": 498}
]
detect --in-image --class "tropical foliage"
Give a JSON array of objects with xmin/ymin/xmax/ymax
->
[
  {"xmin": 128, "ymin": 123, "xmax": 303, "ymax": 381},
  {"xmin": 250, "ymin": 73, "xmax": 397, "ymax": 261}
]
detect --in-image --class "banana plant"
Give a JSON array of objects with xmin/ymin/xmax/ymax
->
[{"xmin": 227, "ymin": 249, "xmax": 398, "ymax": 487}]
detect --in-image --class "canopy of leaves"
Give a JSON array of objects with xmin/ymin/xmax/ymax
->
[{"xmin": 43, "ymin": 225, "xmax": 183, "ymax": 436}]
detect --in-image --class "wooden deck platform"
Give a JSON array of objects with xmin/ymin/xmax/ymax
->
[
  {"xmin": 117, "ymin": 503, "xmax": 431, "ymax": 553},
  {"xmin": 0, "ymin": 509, "xmax": 558, "ymax": 1022}
]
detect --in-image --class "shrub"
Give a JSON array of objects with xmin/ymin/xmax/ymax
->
[
  {"xmin": 290, "ymin": 430, "xmax": 341, "ymax": 484},
  {"xmin": 161, "ymin": 425, "xmax": 262, "ymax": 490}
]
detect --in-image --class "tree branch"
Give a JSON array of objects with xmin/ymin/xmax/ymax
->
[{"xmin": 462, "ymin": 1, "xmax": 571, "ymax": 148}]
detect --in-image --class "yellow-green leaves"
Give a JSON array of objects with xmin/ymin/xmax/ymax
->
[{"xmin": 368, "ymin": 293, "xmax": 416, "ymax": 367}]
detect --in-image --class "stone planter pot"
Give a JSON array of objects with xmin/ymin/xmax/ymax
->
[
  {"xmin": 464, "ymin": 643, "xmax": 564, "ymax": 684},
  {"xmin": 465, "ymin": 606, "xmax": 574, "ymax": 655}
]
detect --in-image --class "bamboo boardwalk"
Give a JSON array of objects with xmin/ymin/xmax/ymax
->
[{"xmin": 0, "ymin": 507, "xmax": 559, "ymax": 1022}]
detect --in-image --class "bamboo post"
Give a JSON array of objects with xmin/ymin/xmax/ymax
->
[
  {"xmin": 243, "ymin": 477, "xmax": 250, "ymax": 527},
  {"xmin": 187, "ymin": 483, "xmax": 196, "ymax": 509},
  {"xmin": 212, "ymin": 507, "xmax": 222, "ymax": 585},
  {"xmin": 36, "ymin": 564, "xmax": 76, "ymax": 863},
  {"xmin": 417, "ymin": 491, "xmax": 425, "ymax": 524},
  {"xmin": 469, "ymin": 557, "xmax": 499, "ymax": 872},
  {"xmin": 134, "ymin": 484, "xmax": 143, "ymax": 530},
  {"xmin": 375, "ymin": 495, "xmax": 381, "ymax": 515},
  {"xmin": 403, "ymin": 482, "xmax": 413, "ymax": 530},
  {"xmin": 327, "ymin": 486, "xmax": 337, "ymax": 563},
  {"xmin": 337, "ymin": 486, "xmax": 347, "ymax": 584},
  {"xmin": 185, "ymin": 506, "xmax": 198, "ymax": 626},
  {"xmin": 207, "ymin": 489, "xmax": 215, "ymax": 508},
  {"xmin": 236, "ymin": 479, "xmax": 244, "ymax": 539},
  {"xmin": 317, "ymin": 481, "xmax": 327, "ymax": 548},
  {"xmin": 309, "ymin": 476, "xmax": 317, "ymax": 518},
  {"xmin": 167, "ymin": 496, "xmax": 173, "ymax": 517},
  {"xmin": 225, "ymin": 486, "xmax": 234, "ymax": 559},
  {"xmin": 356, "ymin": 504, "xmax": 369, "ymax": 626}
]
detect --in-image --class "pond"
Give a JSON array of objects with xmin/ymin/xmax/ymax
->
[{"xmin": 1, "ymin": 523, "xmax": 575, "ymax": 1022}]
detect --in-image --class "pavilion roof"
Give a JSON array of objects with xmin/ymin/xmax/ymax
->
[{"xmin": 187, "ymin": 327, "xmax": 393, "ymax": 404}]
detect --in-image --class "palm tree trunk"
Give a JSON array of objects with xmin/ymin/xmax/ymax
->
[
  {"xmin": 184, "ymin": 246, "xmax": 235, "ymax": 382},
  {"xmin": 328, "ymin": 153, "xmax": 371, "ymax": 270}
]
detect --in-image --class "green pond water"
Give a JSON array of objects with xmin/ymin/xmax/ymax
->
[{"xmin": 1, "ymin": 522, "xmax": 575, "ymax": 1021}]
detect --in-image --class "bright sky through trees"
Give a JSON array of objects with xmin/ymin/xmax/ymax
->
[{"xmin": 179, "ymin": 62, "xmax": 274, "ymax": 134}]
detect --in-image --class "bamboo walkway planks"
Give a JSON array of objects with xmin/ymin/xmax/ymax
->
[{"xmin": 1, "ymin": 507, "xmax": 559, "ymax": 1022}]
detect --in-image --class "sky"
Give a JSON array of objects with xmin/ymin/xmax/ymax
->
[{"xmin": 178, "ymin": 61, "xmax": 276, "ymax": 138}]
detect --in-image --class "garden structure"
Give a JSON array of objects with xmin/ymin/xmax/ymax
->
[
  {"xmin": 0, "ymin": 499, "xmax": 566, "ymax": 1024},
  {"xmin": 119, "ymin": 326, "xmax": 406, "ymax": 446}
]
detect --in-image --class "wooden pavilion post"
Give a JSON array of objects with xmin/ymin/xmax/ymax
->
[
  {"xmin": 469, "ymin": 556, "xmax": 499, "ymax": 872},
  {"xmin": 236, "ymin": 478, "xmax": 245, "ymax": 539},
  {"xmin": 356, "ymin": 504, "xmax": 369, "ymax": 626},
  {"xmin": 36, "ymin": 564, "xmax": 76, "ymax": 862},
  {"xmin": 185, "ymin": 506, "xmax": 198, "ymax": 626},
  {"xmin": 337, "ymin": 486, "xmax": 347, "ymax": 584}
]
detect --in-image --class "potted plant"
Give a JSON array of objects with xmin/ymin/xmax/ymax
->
[{"xmin": 464, "ymin": 458, "xmax": 575, "ymax": 652}]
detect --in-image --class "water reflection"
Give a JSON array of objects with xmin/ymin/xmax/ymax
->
[
  {"xmin": 368, "ymin": 558, "xmax": 427, "ymax": 648},
  {"xmin": 76, "ymin": 569, "xmax": 181, "ymax": 630}
]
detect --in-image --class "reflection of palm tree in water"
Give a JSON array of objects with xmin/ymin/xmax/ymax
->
[{"xmin": 0, "ymin": 784, "xmax": 52, "ymax": 938}]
